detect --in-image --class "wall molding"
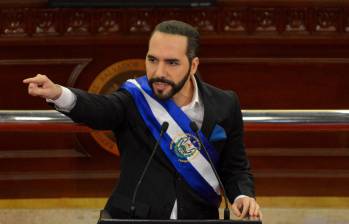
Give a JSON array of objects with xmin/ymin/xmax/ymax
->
[
  {"xmin": 0, "ymin": 170, "xmax": 119, "ymax": 181},
  {"xmin": 247, "ymin": 147, "xmax": 349, "ymax": 157},
  {"xmin": 201, "ymin": 57, "xmax": 349, "ymax": 64},
  {"xmin": 254, "ymin": 169, "xmax": 349, "ymax": 178},
  {"xmin": 0, "ymin": 149, "xmax": 87, "ymax": 159}
]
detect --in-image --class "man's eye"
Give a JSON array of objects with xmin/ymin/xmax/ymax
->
[
  {"xmin": 148, "ymin": 58, "xmax": 156, "ymax": 63},
  {"xmin": 168, "ymin": 61, "xmax": 179, "ymax": 66}
]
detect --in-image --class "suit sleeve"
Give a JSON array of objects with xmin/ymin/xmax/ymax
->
[
  {"xmin": 219, "ymin": 91, "xmax": 255, "ymax": 202},
  {"xmin": 62, "ymin": 88, "xmax": 131, "ymax": 131}
]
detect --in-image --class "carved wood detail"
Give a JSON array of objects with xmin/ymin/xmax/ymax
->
[
  {"xmin": 95, "ymin": 10, "xmax": 121, "ymax": 35},
  {"xmin": 1, "ymin": 9, "xmax": 28, "ymax": 36},
  {"xmin": 315, "ymin": 8, "xmax": 340, "ymax": 33},
  {"xmin": 285, "ymin": 8, "xmax": 308, "ymax": 33},
  {"xmin": 1, "ymin": 6, "xmax": 349, "ymax": 38},
  {"xmin": 33, "ymin": 9, "xmax": 59, "ymax": 36},
  {"xmin": 222, "ymin": 8, "xmax": 247, "ymax": 33}
]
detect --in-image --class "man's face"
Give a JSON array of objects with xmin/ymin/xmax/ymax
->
[{"xmin": 146, "ymin": 31, "xmax": 197, "ymax": 100}]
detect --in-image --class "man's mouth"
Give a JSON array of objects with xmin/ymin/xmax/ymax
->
[{"xmin": 153, "ymin": 82, "xmax": 170, "ymax": 91}]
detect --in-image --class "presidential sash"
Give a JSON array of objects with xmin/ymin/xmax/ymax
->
[{"xmin": 121, "ymin": 75, "xmax": 221, "ymax": 206}]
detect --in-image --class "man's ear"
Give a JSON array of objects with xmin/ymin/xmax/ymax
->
[{"xmin": 190, "ymin": 57, "xmax": 199, "ymax": 75}]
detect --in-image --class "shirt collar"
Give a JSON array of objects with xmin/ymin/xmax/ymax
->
[{"xmin": 181, "ymin": 75, "xmax": 201, "ymax": 110}]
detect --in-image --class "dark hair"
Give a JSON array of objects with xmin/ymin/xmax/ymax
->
[{"xmin": 151, "ymin": 20, "xmax": 200, "ymax": 62}]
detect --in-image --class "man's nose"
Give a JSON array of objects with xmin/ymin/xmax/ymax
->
[{"xmin": 154, "ymin": 62, "xmax": 166, "ymax": 76}]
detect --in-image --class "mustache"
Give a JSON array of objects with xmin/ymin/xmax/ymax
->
[{"xmin": 149, "ymin": 77, "xmax": 175, "ymax": 86}]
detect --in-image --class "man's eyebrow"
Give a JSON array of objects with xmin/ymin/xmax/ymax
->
[
  {"xmin": 147, "ymin": 55, "xmax": 180, "ymax": 63},
  {"xmin": 147, "ymin": 54, "xmax": 157, "ymax": 59},
  {"xmin": 165, "ymin": 58, "xmax": 180, "ymax": 63}
]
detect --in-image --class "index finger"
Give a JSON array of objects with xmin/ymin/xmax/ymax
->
[
  {"xmin": 23, "ymin": 77, "xmax": 37, "ymax": 84},
  {"xmin": 23, "ymin": 75, "xmax": 46, "ymax": 84}
]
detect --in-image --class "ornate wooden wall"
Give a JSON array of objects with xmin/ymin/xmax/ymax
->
[{"xmin": 0, "ymin": 0, "xmax": 348, "ymax": 198}]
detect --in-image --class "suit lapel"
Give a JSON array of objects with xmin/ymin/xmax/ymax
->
[{"xmin": 196, "ymin": 77, "xmax": 217, "ymax": 139}]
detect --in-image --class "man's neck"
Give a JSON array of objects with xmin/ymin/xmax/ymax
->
[{"xmin": 173, "ymin": 76, "xmax": 194, "ymax": 107}]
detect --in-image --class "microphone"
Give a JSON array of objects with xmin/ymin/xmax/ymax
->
[
  {"xmin": 190, "ymin": 121, "xmax": 231, "ymax": 220},
  {"xmin": 130, "ymin": 121, "xmax": 169, "ymax": 218}
]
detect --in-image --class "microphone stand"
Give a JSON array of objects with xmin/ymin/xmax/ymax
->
[
  {"xmin": 130, "ymin": 121, "xmax": 169, "ymax": 218},
  {"xmin": 190, "ymin": 121, "xmax": 231, "ymax": 220}
]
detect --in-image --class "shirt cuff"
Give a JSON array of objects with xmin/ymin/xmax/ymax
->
[
  {"xmin": 234, "ymin": 195, "xmax": 249, "ymax": 203},
  {"xmin": 46, "ymin": 86, "xmax": 76, "ymax": 112}
]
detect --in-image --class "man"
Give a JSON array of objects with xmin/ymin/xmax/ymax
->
[{"xmin": 24, "ymin": 20, "xmax": 262, "ymax": 220}]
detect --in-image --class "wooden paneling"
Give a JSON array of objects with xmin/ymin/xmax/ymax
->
[
  {"xmin": 0, "ymin": 1, "xmax": 348, "ymax": 198},
  {"xmin": 0, "ymin": 131, "xmax": 119, "ymax": 198},
  {"xmin": 0, "ymin": 58, "xmax": 92, "ymax": 109},
  {"xmin": 200, "ymin": 57, "xmax": 349, "ymax": 109},
  {"xmin": 245, "ymin": 122, "xmax": 349, "ymax": 196}
]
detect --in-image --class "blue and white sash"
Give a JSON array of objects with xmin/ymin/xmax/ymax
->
[{"xmin": 121, "ymin": 76, "xmax": 221, "ymax": 206}]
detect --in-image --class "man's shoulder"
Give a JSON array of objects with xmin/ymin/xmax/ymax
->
[{"xmin": 200, "ymin": 80, "xmax": 238, "ymax": 101}]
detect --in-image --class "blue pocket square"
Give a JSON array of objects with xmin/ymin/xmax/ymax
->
[{"xmin": 209, "ymin": 124, "xmax": 227, "ymax": 142}]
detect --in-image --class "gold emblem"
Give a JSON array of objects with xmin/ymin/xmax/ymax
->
[{"xmin": 88, "ymin": 59, "xmax": 145, "ymax": 156}]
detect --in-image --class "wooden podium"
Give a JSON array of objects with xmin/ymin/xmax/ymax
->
[
  {"xmin": 98, "ymin": 218, "xmax": 262, "ymax": 224},
  {"xmin": 98, "ymin": 210, "xmax": 262, "ymax": 224}
]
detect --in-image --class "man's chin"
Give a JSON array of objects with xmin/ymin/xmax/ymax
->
[{"xmin": 154, "ymin": 91, "xmax": 173, "ymax": 101}]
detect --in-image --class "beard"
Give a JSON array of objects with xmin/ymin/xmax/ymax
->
[{"xmin": 148, "ymin": 68, "xmax": 191, "ymax": 101}]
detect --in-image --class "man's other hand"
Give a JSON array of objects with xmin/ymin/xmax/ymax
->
[{"xmin": 232, "ymin": 196, "xmax": 262, "ymax": 220}]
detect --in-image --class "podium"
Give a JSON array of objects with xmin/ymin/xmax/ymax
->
[
  {"xmin": 98, "ymin": 210, "xmax": 262, "ymax": 224},
  {"xmin": 98, "ymin": 219, "xmax": 261, "ymax": 224},
  {"xmin": 99, "ymin": 220, "xmax": 261, "ymax": 224}
]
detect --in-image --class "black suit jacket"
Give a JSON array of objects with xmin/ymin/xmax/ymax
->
[{"xmin": 65, "ymin": 76, "xmax": 255, "ymax": 219}]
